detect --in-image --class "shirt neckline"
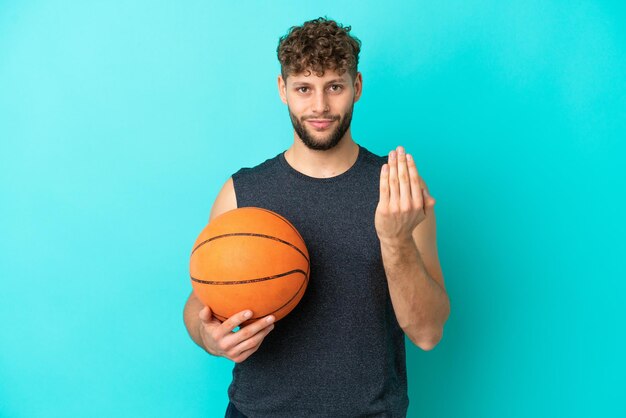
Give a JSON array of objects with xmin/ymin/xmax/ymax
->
[{"xmin": 278, "ymin": 144, "xmax": 364, "ymax": 183}]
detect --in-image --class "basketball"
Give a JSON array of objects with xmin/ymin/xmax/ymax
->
[{"xmin": 189, "ymin": 207, "xmax": 310, "ymax": 326}]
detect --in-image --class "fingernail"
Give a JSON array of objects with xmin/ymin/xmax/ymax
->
[
  {"xmin": 266, "ymin": 316, "xmax": 275, "ymax": 323},
  {"xmin": 406, "ymin": 154, "xmax": 412, "ymax": 162},
  {"xmin": 398, "ymin": 147, "xmax": 405, "ymax": 155},
  {"xmin": 244, "ymin": 311, "xmax": 252, "ymax": 319}
]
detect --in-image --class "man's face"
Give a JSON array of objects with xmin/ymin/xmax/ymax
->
[{"xmin": 278, "ymin": 69, "xmax": 362, "ymax": 151}]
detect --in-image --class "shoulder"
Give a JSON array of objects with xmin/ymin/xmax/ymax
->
[
  {"xmin": 209, "ymin": 177, "xmax": 236, "ymax": 221},
  {"xmin": 229, "ymin": 152, "xmax": 283, "ymax": 210},
  {"xmin": 232, "ymin": 152, "xmax": 282, "ymax": 179},
  {"xmin": 358, "ymin": 145, "xmax": 388, "ymax": 168}
]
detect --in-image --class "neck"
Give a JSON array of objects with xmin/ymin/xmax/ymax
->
[{"xmin": 284, "ymin": 132, "xmax": 359, "ymax": 179}]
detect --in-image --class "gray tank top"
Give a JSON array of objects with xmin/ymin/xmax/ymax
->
[{"xmin": 228, "ymin": 144, "xmax": 408, "ymax": 418}]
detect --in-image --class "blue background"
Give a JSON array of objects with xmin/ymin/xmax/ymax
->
[{"xmin": 1, "ymin": 1, "xmax": 625, "ymax": 417}]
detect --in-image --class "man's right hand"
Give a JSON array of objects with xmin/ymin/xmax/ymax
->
[{"xmin": 197, "ymin": 306, "xmax": 275, "ymax": 363}]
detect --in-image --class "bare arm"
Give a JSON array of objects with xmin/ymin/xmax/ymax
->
[
  {"xmin": 379, "ymin": 218, "xmax": 449, "ymax": 350},
  {"xmin": 183, "ymin": 177, "xmax": 276, "ymax": 362},
  {"xmin": 183, "ymin": 291, "xmax": 209, "ymax": 348}
]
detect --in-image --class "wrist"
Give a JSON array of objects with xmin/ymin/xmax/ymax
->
[
  {"xmin": 377, "ymin": 233, "xmax": 414, "ymax": 249},
  {"xmin": 196, "ymin": 317, "xmax": 211, "ymax": 353}
]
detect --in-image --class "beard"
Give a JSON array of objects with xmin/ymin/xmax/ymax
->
[{"xmin": 288, "ymin": 103, "xmax": 354, "ymax": 151}]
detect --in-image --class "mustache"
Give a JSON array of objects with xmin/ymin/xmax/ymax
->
[{"xmin": 302, "ymin": 115, "xmax": 340, "ymax": 121}]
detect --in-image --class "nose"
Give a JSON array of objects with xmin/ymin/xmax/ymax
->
[{"xmin": 312, "ymin": 90, "xmax": 329, "ymax": 114}]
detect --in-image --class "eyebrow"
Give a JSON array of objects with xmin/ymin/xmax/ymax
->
[{"xmin": 291, "ymin": 79, "xmax": 347, "ymax": 87}]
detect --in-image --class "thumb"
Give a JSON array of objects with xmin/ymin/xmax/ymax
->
[
  {"xmin": 423, "ymin": 188, "xmax": 436, "ymax": 207},
  {"xmin": 199, "ymin": 305, "xmax": 213, "ymax": 323}
]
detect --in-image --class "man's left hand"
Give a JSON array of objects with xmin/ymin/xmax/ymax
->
[{"xmin": 375, "ymin": 145, "xmax": 436, "ymax": 243}]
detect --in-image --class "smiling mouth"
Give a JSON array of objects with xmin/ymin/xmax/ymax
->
[{"xmin": 307, "ymin": 119, "xmax": 334, "ymax": 129}]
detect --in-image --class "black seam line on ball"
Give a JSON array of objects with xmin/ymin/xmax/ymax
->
[
  {"xmin": 190, "ymin": 269, "xmax": 307, "ymax": 285},
  {"xmin": 191, "ymin": 232, "xmax": 309, "ymax": 263},
  {"xmin": 210, "ymin": 271, "xmax": 309, "ymax": 321},
  {"xmin": 253, "ymin": 208, "xmax": 306, "ymax": 244}
]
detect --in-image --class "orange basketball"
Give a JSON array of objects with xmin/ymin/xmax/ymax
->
[{"xmin": 189, "ymin": 207, "xmax": 310, "ymax": 326}]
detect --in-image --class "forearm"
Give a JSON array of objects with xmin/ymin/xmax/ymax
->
[
  {"xmin": 380, "ymin": 236, "xmax": 450, "ymax": 349},
  {"xmin": 183, "ymin": 292, "xmax": 207, "ymax": 350}
]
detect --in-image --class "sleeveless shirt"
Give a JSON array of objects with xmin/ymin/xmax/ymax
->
[{"xmin": 228, "ymin": 144, "xmax": 409, "ymax": 418}]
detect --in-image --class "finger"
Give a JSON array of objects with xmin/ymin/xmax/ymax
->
[
  {"xmin": 388, "ymin": 150, "xmax": 399, "ymax": 207},
  {"xmin": 396, "ymin": 146, "xmax": 411, "ymax": 209},
  {"xmin": 214, "ymin": 309, "xmax": 254, "ymax": 340},
  {"xmin": 406, "ymin": 154, "xmax": 423, "ymax": 209},
  {"xmin": 232, "ymin": 344, "xmax": 263, "ymax": 364},
  {"xmin": 422, "ymin": 187, "xmax": 436, "ymax": 214},
  {"xmin": 379, "ymin": 164, "xmax": 389, "ymax": 206},
  {"xmin": 222, "ymin": 314, "xmax": 275, "ymax": 348},
  {"xmin": 229, "ymin": 323, "xmax": 275, "ymax": 362}
]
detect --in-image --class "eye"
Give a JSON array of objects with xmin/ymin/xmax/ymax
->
[
  {"xmin": 329, "ymin": 84, "xmax": 343, "ymax": 92},
  {"xmin": 297, "ymin": 87, "xmax": 309, "ymax": 93}
]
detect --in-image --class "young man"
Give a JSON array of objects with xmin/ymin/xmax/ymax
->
[{"xmin": 183, "ymin": 17, "xmax": 450, "ymax": 418}]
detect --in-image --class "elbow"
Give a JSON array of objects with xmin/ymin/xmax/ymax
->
[
  {"xmin": 419, "ymin": 331, "xmax": 443, "ymax": 351},
  {"xmin": 405, "ymin": 297, "xmax": 451, "ymax": 351},
  {"xmin": 409, "ymin": 329, "xmax": 443, "ymax": 351},
  {"xmin": 406, "ymin": 309, "xmax": 450, "ymax": 351}
]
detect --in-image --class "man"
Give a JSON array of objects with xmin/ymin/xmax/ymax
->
[{"xmin": 183, "ymin": 17, "xmax": 450, "ymax": 418}]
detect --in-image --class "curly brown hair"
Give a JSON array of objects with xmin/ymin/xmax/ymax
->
[{"xmin": 277, "ymin": 17, "xmax": 361, "ymax": 82}]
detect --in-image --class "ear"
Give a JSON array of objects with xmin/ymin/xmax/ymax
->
[
  {"xmin": 353, "ymin": 72, "xmax": 363, "ymax": 103},
  {"xmin": 277, "ymin": 75, "xmax": 288, "ymax": 104}
]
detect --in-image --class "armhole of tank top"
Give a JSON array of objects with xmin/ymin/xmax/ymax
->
[{"xmin": 231, "ymin": 170, "xmax": 244, "ymax": 209}]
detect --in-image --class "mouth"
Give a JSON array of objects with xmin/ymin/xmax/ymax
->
[{"xmin": 306, "ymin": 119, "xmax": 335, "ymax": 129}]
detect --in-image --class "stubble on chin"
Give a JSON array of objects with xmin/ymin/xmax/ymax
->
[{"xmin": 288, "ymin": 107, "xmax": 353, "ymax": 151}]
